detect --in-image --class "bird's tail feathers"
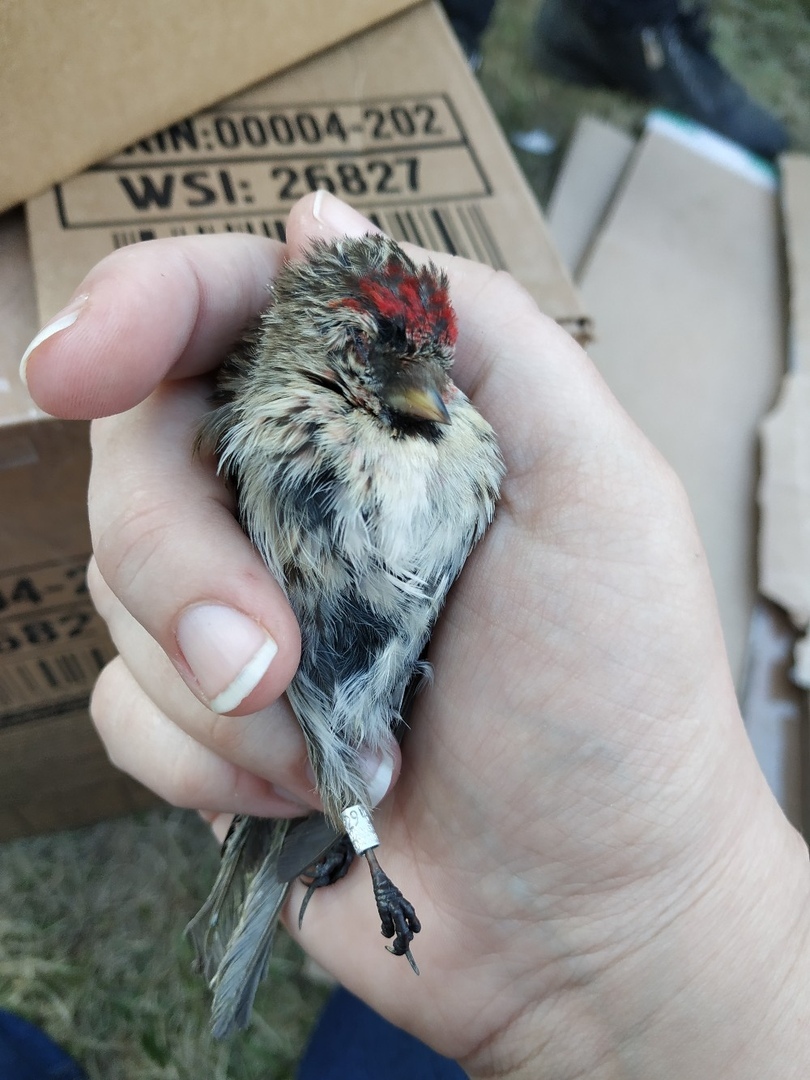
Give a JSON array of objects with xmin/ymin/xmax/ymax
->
[{"xmin": 186, "ymin": 815, "xmax": 292, "ymax": 1037}]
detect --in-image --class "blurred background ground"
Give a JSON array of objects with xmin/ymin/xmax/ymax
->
[
  {"xmin": 482, "ymin": 0, "xmax": 810, "ymax": 204},
  {"xmin": 1, "ymin": 2, "xmax": 808, "ymax": 1078}
]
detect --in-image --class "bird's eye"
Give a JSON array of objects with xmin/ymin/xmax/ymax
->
[{"xmin": 349, "ymin": 329, "xmax": 370, "ymax": 370}]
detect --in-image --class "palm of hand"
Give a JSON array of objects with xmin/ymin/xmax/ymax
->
[{"xmin": 304, "ymin": 270, "xmax": 741, "ymax": 1064}]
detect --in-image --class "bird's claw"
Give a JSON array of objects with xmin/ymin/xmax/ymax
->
[
  {"xmin": 298, "ymin": 833, "xmax": 355, "ymax": 928},
  {"xmin": 297, "ymin": 834, "xmax": 422, "ymax": 973},
  {"xmin": 367, "ymin": 851, "xmax": 421, "ymax": 973}
]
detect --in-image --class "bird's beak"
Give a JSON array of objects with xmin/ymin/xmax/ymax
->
[
  {"xmin": 384, "ymin": 383, "xmax": 451, "ymax": 424},
  {"xmin": 380, "ymin": 361, "xmax": 452, "ymax": 425}
]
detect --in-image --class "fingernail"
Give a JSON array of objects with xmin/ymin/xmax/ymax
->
[
  {"xmin": 303, "ymin": 748, "xmax": 394, "ymax": 806},
  {"xmin": 361, "ymin": 746, "xmax": 396, "ymax": 807},
  {"xmin": 19, "ymin": 294, "xmax": 89, "ymax": 387},
  {"xmin": 200, "ymin": 810, "xmax": 234, "ymax": 845},
  {"xmin": 176, "ymin": 604, "xmax": 278, "ymax": 714},
  {"xmin": 312, "ymin": 190, "xmax": 379, "ymax": 236}
]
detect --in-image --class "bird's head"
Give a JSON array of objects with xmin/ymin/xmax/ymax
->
[{"xmin": 304, "ymin": 235, "xmax": 458, "ymax": 429}]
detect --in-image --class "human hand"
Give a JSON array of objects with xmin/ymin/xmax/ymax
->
[{"xmin": 23, "ymin": 193, "xmax": 810, "ymax": 1078}]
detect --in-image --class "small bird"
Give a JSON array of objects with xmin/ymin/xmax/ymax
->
[{"xmin": 188, "ymin": 232, "xmax": 504, "ymax": 1038}]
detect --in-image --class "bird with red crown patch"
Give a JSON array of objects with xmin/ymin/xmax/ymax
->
[{"xmin": 188, "ymin": 232, "xmax": 504, "ymax": 1038}]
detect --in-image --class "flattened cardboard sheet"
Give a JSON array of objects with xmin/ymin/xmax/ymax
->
[
  {"xmin": 742, "ymin": 601, "xmax": 807, "ymax": 828},
  {"xmin": 578, "ymin": 116, "xmax": 785, "ymax": 689},
  {"xmin": 759, "ymin": 154, "xmax": 810, "ymax": 689},
  {"xmin": 26, "ymin": 3, "xmax": 587, "ymax": 335},
  {"xmin": 558, "ymin": 116, "xmax": 804, "ymax": 824},
  {"xmin": 781, "ymin": 154, "xmax": 810, "ymax": 377},
  {"xmin": 546, "ymin": 115, "xmax": 635, "ymax": 279}
]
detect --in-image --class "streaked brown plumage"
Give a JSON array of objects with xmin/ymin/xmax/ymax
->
[{"xmin": 188, "ymin": 234, "xmax": 504, "ymax": 1037}]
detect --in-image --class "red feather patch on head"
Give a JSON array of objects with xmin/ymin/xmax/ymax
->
[{"xmin": 347, "ymin": 256, "xmax": 457, "ymax": 349}]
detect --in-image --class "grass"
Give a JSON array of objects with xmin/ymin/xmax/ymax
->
[
  {"xmin": 2, "ymin": 1, "xmax": 809, "ymax": 1076},
  {"xmin": 479, "ymin": 0, "xmax": 810, "ymax": 205},
  {"xmin": 0, "ymin": 810, "xmax": 329, "ymax": 1079}
]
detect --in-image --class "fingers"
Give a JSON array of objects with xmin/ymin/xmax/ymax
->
[
  {"xmin": 88, "ymin": 561, "xmax": 317, "ymax": 805},
  {"xmin": 91, "ymin": 658, "xmax": 313, "ymax": 817},
  {"xmin": 22, "ymin": 233, "xmax": 285, "ymax": 419},
  {"xmin": 89, "ymin": 377, "xmax": 301, "ymax": 717}
]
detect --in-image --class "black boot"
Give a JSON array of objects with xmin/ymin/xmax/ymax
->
[{"xmin": 533, "ymin": 0, "xmax": 789, "ymax": 158}]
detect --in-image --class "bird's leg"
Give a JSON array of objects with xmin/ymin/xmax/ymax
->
[
  {"xmin": 297, "ymin": 834, "xmax": 355, "ymax": 929},
  {"xmin": 341, "ymin": 805, "xmax": 421, "ymax": 974},
  {"xmin": 365, "ymin": 847, "xmax": 421, "ymax": 973}
]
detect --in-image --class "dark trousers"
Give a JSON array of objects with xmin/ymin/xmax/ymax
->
[{"xmin": 298, "ymin": 988, "xmax": 466, "ymax": 1079}]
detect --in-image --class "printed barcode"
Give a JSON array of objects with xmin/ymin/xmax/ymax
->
[
  {"xmin": 0, "ymin": 642, "xmax": 113, "ymax": 719},
  {"xmin": 111, "ymin": 201, "xmax": 506, "ymax": 269},
  {"xmin": 370, "ymin": 205, "xmax": 506, "ymax": 268}
]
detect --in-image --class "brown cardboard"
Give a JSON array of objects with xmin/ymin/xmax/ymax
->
[
  {"xmin": 0, "ymin": 211, "xmax": 160, "ymax": 842},
  {"xmin": 759, "ymin": 374, "xmax": 810, "ymax": 685},
  {"xmin": 26, "ymin": 2, "xmax": 587, "ymax": 336},
  {"xmin": 0, "ymin": 0, "xmax": 418, "ymax": 215},
  {"xmin": 741, "ymin": 601, "xmax": 807, "ymax": 829},
  {"xmin": 577, "ymin": 115, "xmax": 785, "ymax": 689},
  {"xmin": 546, "ymin": 115, "xmax": 635, "ymax": 278},
  {"xmin": 759, "ymin": 154, "xmax": 810, "ymax": 689},
  {"xmin": 5, "ymin": 3, "xmax": 584, "ymax": 839},
  {"xmin": 516, "ymin": 113, "xmax": 805, "ymax": 826},
  {"xmin": 781, "ymin": 154, "xmax": 810, "ymax": 377}
]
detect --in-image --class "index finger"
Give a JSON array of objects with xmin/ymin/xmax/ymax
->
[{"xmin": 22, "ymin": 232, "xmax": 284, "ymax": 419}]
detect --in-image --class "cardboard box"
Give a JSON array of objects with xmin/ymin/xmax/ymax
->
[
  {"xmin": 0, "ymin": 0, "xmax": 418, "ymax": 214},
  {"xmin": 3, "ymin": 2, "xmax": 585, "ymax": 840},
  {"xmin": 0, "ymin": 211, "xmax": 159, "ymax": 841},
  {"xmin": 26, "ymin": 3, "xmax": 586, "ymax": 335}
]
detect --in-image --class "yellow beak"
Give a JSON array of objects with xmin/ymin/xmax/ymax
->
[{"xmin": 383, "ymin": 384, "xmax": 451, "ymax": 424}]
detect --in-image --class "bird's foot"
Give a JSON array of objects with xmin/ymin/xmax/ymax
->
[
  {"xmin": 365, "ymin": 848, "xmax": 421, "ymax": 974},
  {"xmin": 298, "ymin": 833, "xmax": 355, "ymax": 928}
]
